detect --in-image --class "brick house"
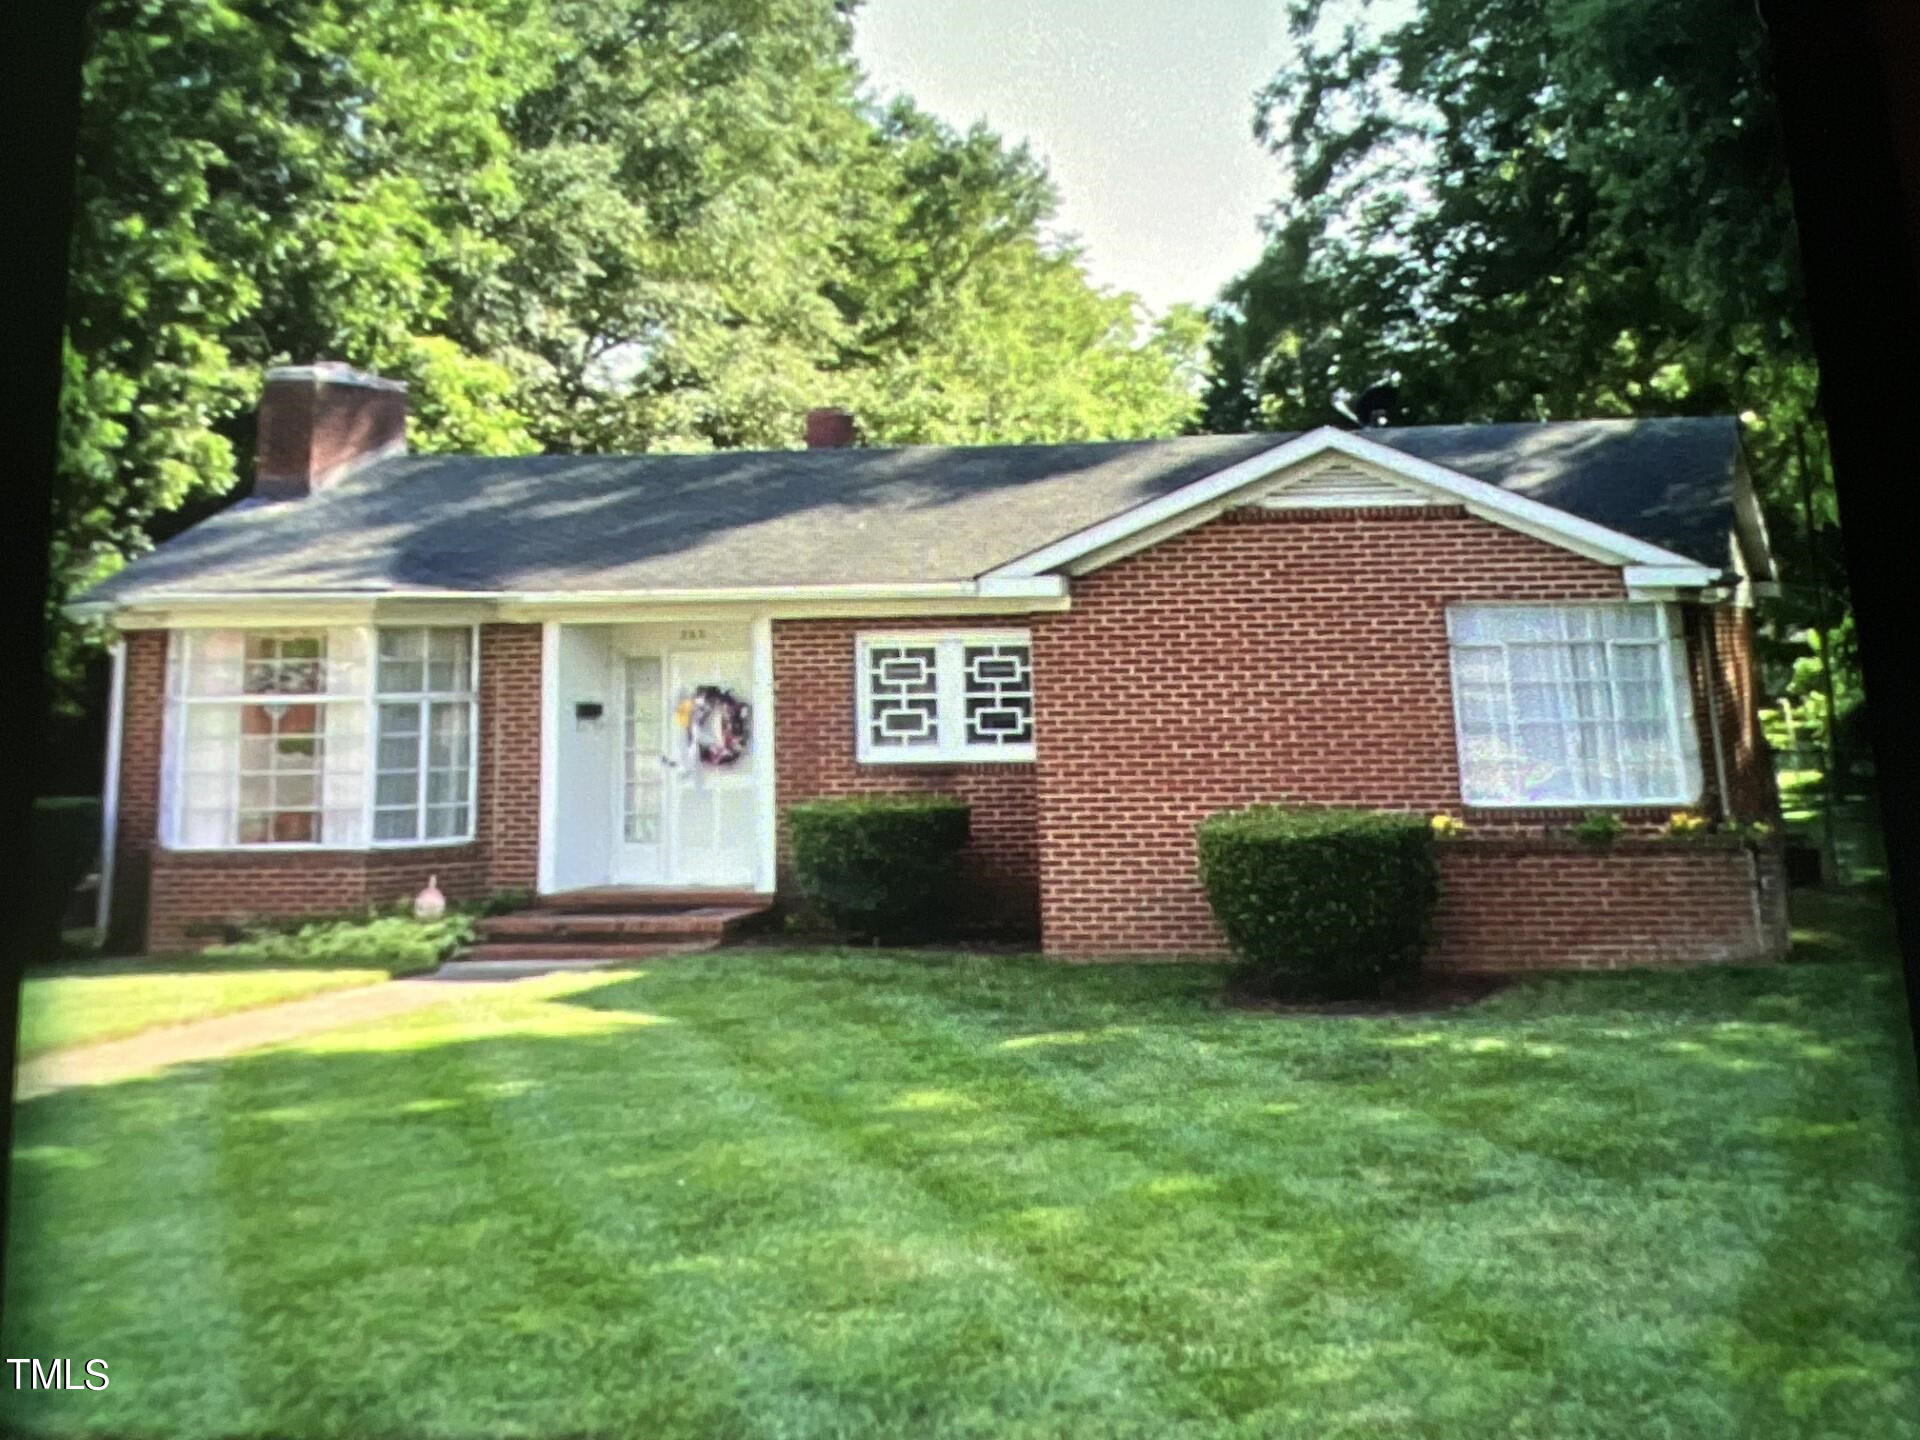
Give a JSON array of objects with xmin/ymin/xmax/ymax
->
[{"xmin": 73, "ymin": 363, "xmax": 1789, "ymax": 967}]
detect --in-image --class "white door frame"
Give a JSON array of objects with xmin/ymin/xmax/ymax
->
[{"xmin": 537, "ymin": 615, "xmax": 776, "ymax": 894}]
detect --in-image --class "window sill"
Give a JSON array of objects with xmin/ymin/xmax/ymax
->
[
  {"xmin": 856, "ymin": 750, "xmax": 1036, "ymax": 767},
  {"xmin": 1459, "ymin": 803, "xmax": 1697, "ymax": 821},
  {"xmin": 855, "ymin": 756, "xmax": 1037, "ymax": 770}
]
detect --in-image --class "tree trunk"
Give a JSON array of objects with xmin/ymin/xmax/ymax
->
[{"xmin": 1794, "ymin": 423, "xmax": 1843, "ymax": 883}]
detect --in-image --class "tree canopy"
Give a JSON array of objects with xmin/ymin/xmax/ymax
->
[
  {"xmin": 52, "ymin": 0, "xmax": 1201, "ymax": 709},
  {"xmin": 1206, "ymin": 0, "xmax": 1850, "ymax": 732}
]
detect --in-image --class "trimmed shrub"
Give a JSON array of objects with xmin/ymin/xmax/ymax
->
[
  {"xmin": 478, "ymin": 888, "xmax": 537, "ymax": 916},
  {"xmin": 30, "ymin": 797, "xmax": 103, "ymax": 956},
  {"xmin": 1196, "ymin": 805, "xmax": 1438, "ymax": 997},
  {"xmin": 202, "ymin": 912, "xmax": 475, "ymax": 976},
  {"xmin": 1571, "ymin": 810, "xmax": 1625, "ymax": 847},
  {"xmin": 787, "ymin": 796, "xmax": 971, "ymax": 941}
]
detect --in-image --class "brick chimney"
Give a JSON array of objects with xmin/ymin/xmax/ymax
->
[
  {"xmin": 255, "ymin": 361, "xmax": 408, "ymax": 500},
  {"xmin": 804, "ymin": 407, "xmax": 856, "ymax": 449}
]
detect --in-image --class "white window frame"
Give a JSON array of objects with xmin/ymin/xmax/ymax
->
[
  {"xmin": 371, "ymin": 627, "xmax": 481, "ymax": 845},
  {"xmin": 1445, "ymin": 601, "xmax": 1703, "ymax": 809},
  {"xmin": 161, "ymin": 624, "xmax": 481, "ymax": 851},
  {"xmin": 855, "ymin": 629, "xmax": 1036, "ymax": 764}
]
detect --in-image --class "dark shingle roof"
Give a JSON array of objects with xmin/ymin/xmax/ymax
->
[{"xmin": 81, "ymin": 417, "xmax": 1743, "ymax": 603}]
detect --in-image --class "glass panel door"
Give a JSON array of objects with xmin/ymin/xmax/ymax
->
[{"xmin": 614, "ymin": 654, "xmax": 665, "ymax": 882}]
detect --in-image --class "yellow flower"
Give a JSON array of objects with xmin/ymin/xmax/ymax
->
[
  {"xmin": 1430, "ymin": 814, "xmax": 1467, "ymax": 836},
  {"xmin": 1663, "ymin": 811, "xmax": 1709, "ymax": 837}
]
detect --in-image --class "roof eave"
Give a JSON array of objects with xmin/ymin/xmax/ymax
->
[{"xmin": 74, "ymin": 576, "xmax": 1072, "ymax": 627}]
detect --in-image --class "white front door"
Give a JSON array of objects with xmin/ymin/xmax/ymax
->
[{"xmin": 611, "ymin": 642, "xmax": 758, "ymax": 888}]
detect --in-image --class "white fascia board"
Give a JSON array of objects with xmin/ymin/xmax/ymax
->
[
  {"xmin": 984, "ymin": 426, "xmax": 1714, "ymax": 579},
  {"xmin": 1623, "ymin": 564, "xmax": 1725, "ymax": 589},
  {"xmin": 88, "ymin": 577, "xmax": 1071, "ymax": 629}
]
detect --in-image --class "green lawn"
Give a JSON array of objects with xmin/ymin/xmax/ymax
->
[
  {"xmin": 5, "ymin": 909, "xmax": 1918, "ymax": 1437},
  {"xmin": 13, "ymin": 958, "xmax": 388, "ymax": 1060},
  {"xmin": 1776, "ymin": 768, "xmax": 1889, "ymax": 887},
  {"xmin": 15, "ymin": 913, "xmax": 473, "ymax": 1059}
]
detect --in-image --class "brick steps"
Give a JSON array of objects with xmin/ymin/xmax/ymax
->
[
  {"xmin": 459, "ymin": 889, "xmax": 774, "ymax": 963},
  {"xmin": 479, "ymin": 905, "xmax": 766, "ymax": 944}
]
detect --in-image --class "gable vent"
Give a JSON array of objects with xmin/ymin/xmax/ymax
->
[{"xmin": 1258, "ymin": 461, "xmax": 1429, "ymax": 510}]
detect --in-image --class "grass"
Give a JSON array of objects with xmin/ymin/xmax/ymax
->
[
  {"xmin": 14, "ymin": 914, "xmax": 472, "ymax": 1060},
  {"xmin": 13, "ymin": 957, "xmax": 388, "ymax": 1060},
  {"xmin": 4, "ymin": 901, "xmax": 1917, "ymax": 1437},
  {"xmin": 1776, "ymin": 767, "xmax": 1889, "ymax": 887}
]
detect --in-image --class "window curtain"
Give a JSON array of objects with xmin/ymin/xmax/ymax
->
[{"xmin": 1448, "ymin": 604, "xmax": 1701, "ymax": 806}]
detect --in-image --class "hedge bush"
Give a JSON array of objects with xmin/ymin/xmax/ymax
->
[
  {"xmin": 201, "ymin": 911, "xmax": 476, "ymax": 976},
  {"xmin": 787, "ymin": 796, "xmax": 971, "ymax": 941},
  {"xmin": 1196, "ymin": 805, "xmax": 1438, "ymax": 997},
  {"xmin": 30, "ymin": 796, "xmax": 102, "ymax": 956}
]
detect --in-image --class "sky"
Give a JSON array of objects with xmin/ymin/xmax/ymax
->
[{"xmin": 850, "ymin": 0, "xmax": 1297, "ymax": 317}]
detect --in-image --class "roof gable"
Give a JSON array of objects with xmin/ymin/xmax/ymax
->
[{"xmin": 1254, "ymin": 455, "xmax": 1433, "ymax": 509}]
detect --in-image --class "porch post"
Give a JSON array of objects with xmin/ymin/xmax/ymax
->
[{"xmin": 751, "ymin": 613, "xmax": 777, "ymax": 894}]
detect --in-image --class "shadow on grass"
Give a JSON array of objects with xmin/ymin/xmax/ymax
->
[{"xmin": 6, "ymin": 952, "xmax": 1919, "ymax": 1439}]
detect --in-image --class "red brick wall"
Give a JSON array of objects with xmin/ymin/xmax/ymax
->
[
  {"xmin": 112, "ymin": 624, "xmax": 542, "ymax": 953},
  {"xmin": 1029, "ymin": 503, "xmax": 1782, "ymax": 961},
  {"xmin": 479, "ymin": 623, "xmax": 543, "ymax": 892},
  {"xmin": 772, "ymin": 618, "xmax": 1039, "ymax": 933},
  {"xmin": 105, "ymin": 630, "xmax": 167, "ymax": 953},
  {"xmin": 1430, "ymin": 838, "xmax": 1790, "ymax": 970},
  {"xmin": 1691, "ymin": 602, "xmax": 1780, "ymax": 824}
]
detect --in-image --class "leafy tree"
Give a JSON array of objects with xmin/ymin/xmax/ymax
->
[
  {"xmin": 51, "ymin": 0, "xmax": 1198, "ymax": 725},
  {"xmin": 1207, "ymin": 0, "xmax": 1855, "ymax": 773}
]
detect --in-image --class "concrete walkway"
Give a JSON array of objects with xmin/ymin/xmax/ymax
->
[{"xmin": 14, "ymin": 976, "xmax": 501, "ymax": 1101}]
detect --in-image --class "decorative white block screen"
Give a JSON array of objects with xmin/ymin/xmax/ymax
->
[
  {"xmin": 1446, "ymin": 603, "xmax": 1703, "ymax": 807},
  {"xmin": 163, "ymin": 626, "xmax": 477, "ymax": 849},
  {"xmin": 856, "ymin": 631, "xmax": 1035, "ymax": 763}
]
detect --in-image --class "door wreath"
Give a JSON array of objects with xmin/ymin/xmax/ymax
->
[{"xmin": 675, "ymin": 685, "xmax": 752, "ymax": 767}]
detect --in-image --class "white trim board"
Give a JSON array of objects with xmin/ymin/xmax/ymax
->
[
  {"xmin": 82, "ymin": 578, "xmax": 1072, "ymax": 630},
  {"xmin": 983, "ymin": 426, "xmax": 1724, "ymax": 587}
]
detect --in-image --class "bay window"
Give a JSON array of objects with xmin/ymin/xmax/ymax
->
[
  {"xmin": 1446, "ymin": 603, "xmax": 1703, "ymax": 807},
  {"xmin": 163, "ymin": 626, "xmax": 477, "ymax": 849}
]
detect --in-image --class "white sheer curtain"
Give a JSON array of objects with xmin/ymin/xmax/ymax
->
[
  {"xmin": 164, "ymin": 627, "xmax": 373, "ymax": 847},
  {"xmin": 1447, "ymin": 603, "xmax": 1701, "ymax": 806}
]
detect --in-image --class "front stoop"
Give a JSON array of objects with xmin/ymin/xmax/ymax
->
[{"xmin": 456, "ymin": 891, "xmax": 774, "ymax": 964}]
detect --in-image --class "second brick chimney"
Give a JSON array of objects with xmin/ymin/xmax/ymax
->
[
  {"xmin": 255, "ymin": 361, "xmax": 408, "ymax": 500},
  {"xmin": 804, "ymin": 407, "xmax": 856, "ymax": 449}
]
